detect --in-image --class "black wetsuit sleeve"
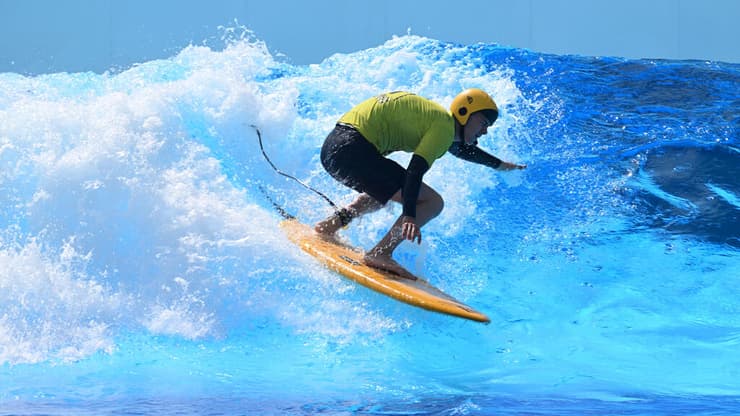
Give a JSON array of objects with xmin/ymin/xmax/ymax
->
[
  {"xmin": 448, "ymin": 141, "xmax": 503, "ymax": 169},
  {"xmin": 402, "ymin": 154, "xmax": 430, "ymax": 218}
]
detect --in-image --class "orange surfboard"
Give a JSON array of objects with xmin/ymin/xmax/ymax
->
[{"xmin": 280, "ymin": 219, "xmax": 490, "ymax": 323}]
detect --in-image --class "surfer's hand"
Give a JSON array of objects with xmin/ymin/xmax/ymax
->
[
  {"xmin": 401, "ymin": 216, "xmax": 421, "ymax": 244},
  {"xmin": 500, "ymin": 161, "xmax": 527, "ymax": 170}
]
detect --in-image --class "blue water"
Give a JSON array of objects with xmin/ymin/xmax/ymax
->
[{"xmin": 1, "ymin": 30, "xmax": 739, "ymax": 415}]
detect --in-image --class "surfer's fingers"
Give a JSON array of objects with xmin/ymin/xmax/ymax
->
[
  {"xmin": 401, "ymin": 223, "xmax": 413, "ymax": 240},
  {"xmin": 410, "ymin": 227, "xmax": 422, "ymax": 244},
  {"xmin": 411, "ymin": 228, "xmax": 422, "ymax": 244}
]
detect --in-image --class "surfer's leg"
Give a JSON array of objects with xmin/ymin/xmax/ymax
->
[
  {"xmin": 316, "ymin": 124, "xmax": 402, "ymax": 237},
  {"xmin": 314, "ymin": 193, "xmax": 382, "ymax": 236},
  {"xmin": 363, "ymin": 184, "xmax": 443, "ymax": 278},
  {"xmin": 397, "ymin": 183, "xmax": 444, "ymax": 228}
]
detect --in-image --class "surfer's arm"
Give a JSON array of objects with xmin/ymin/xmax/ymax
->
[
  {"xmin": 448, "ymin": 142, "xmax": 527, "ymax": 170},
  {"xmin": 398, "ymin": 154, "xmax": 428, "ymax": 244},
  {"xmin": 402, "ymin": 154, "xmax": 429, "ymax": 218}
]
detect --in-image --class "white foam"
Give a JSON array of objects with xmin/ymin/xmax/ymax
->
[
  {"xmin": 0, "ymin": 34, "xmax": 537, "ymax": 363},
  {"xmin": 0, "ymin": 239, "xmax": 118, "ymax": 364}
]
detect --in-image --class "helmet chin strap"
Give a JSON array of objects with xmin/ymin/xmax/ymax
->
[{"xmin": 453, "ymin": 119, "xmax": 464, "ymax": 143}]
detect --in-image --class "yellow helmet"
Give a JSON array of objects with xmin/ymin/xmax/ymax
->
[{"xmin": 450, "ymin": 88, "xmax": 498, "ymax": 126}]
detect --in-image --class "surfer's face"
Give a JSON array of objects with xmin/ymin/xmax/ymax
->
[{"xmin": 463, "ymin": 112, "xmax": 491, "ymax": 145}]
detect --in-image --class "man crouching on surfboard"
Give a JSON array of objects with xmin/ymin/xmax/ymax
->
[{"xmin": 314, "ymin": 89, "xmax": 526, "ymax": 279}]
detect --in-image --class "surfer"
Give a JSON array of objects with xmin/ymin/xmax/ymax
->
[{"xmin": 314, "ymin": 89, "xmax": 526, "ymax": 279}]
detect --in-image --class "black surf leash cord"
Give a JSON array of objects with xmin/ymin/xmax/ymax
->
[{"xmin": 252, "ymin": 125, "xmax": 353, "ymax": 225}]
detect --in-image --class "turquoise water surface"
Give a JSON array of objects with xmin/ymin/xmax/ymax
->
[{"xmin": 1, "ymin": 31, "xmax": 739, "ymax": 415}]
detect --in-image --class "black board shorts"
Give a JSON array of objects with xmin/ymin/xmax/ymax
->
[{"xmin": 320, "ymin": 123, "xmax": 405, "ymax": 205}]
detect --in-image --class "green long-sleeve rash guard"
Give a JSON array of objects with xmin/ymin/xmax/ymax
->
[
  {"xmin": 338, "ymin": 92, "xmax": 455, "ymax": 217},
  {"xmin": 338, "ymin": 92, "xmax": 455, "ymax": 167}
]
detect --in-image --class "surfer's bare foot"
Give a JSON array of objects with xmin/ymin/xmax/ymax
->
[
  {"xmin": 363, "ymin": 253, "xmax": 417, "ymax": 280},
  {"xmin": 314, "ymin": 219, "xmax": 355, "ymax": 249},
  {"xmin": 314, "ymin": 217, "xmax": 342, "ymax": 237},
  {"xmin": 314, "ymin": 208, "xmax": 354, "ymax": 237}
]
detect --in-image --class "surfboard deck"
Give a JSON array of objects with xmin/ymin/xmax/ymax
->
[{"xmin": 280, "ymin": 219, "xmax": 490, "ymax": 323}]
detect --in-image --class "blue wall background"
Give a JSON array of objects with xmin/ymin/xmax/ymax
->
[{"xmin": 1, "ymin": 0, "xmax": 739, "ymax": 75}]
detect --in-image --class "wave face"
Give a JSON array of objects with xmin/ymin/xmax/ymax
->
[{"xmin": 1, "ymin": 33, "xmax": 739, "ymax": 413}]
